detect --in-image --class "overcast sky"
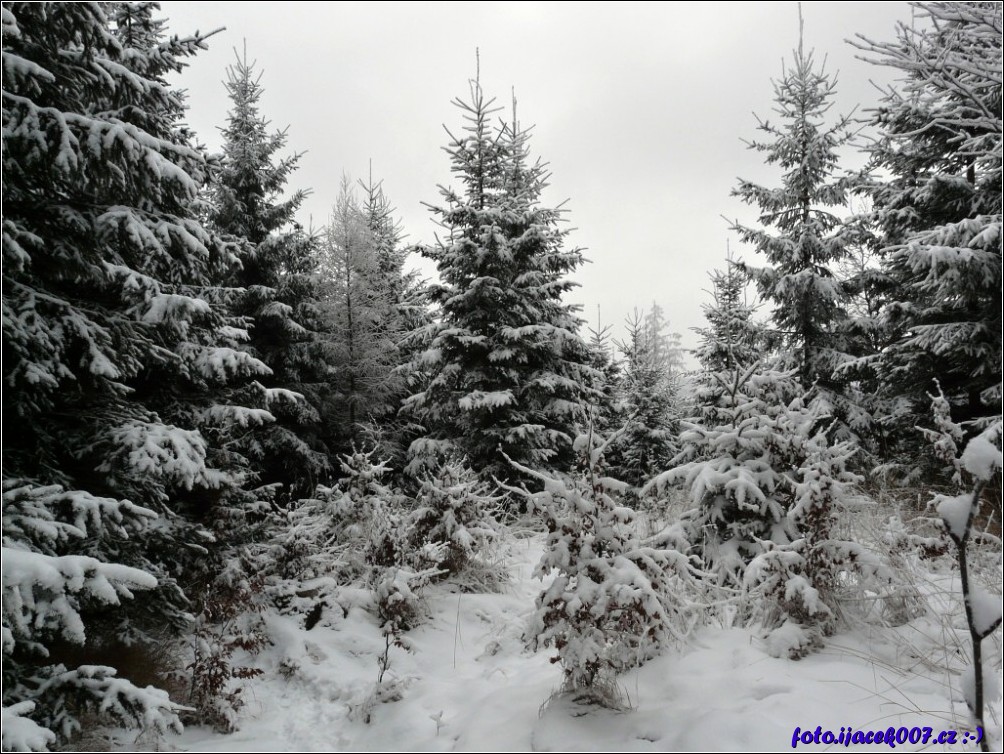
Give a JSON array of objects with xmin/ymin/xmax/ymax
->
[{"xmin": 162, "ymin": 1, "xmax": 913, "ymax": 359}]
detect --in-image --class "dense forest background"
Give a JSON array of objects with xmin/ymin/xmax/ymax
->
[{"xmin": 2, "ymin": 2, "xmax": 1000, "ymax": 751}]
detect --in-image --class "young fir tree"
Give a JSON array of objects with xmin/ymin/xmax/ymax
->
[
  {"xmin": 648, "ymin": 366, "xmax": 888, "ymax": 657},
  {"xmin": 2, "ymin": 2, "xmax": 266, "ymax": 744},
  {"xmin": 731, "ymin": 19, "xmax": 855, "ymax": 396},
  {"xmin": 692, "ymin": 253, "xmax": 765, "ymax": 426},
  {"xmin": 850, "ymin": 2, "xmax": 1002, "ymax": 459},
  {"xmin": 405, "ymin": 79, "xmax": 595, "ymax": 485},
  {"xmin": 611, "ymin": 305, "xmax": 683, "ymax": 490},
  {"xmin": 507, "ymin": 430, "xmax": 697, "ymax": 707},
  {"xmin": 650, "ymin": 257, "xmax": 890, "ymax": 657},
  {"xmin": 584, "ymin": 316, "xmax": 627, "ymax": 440},
  {"xmin": 208, "ymin": 47, "xmax": 327, "ymax": 499},
  {"xmin": 408, "ymin": 460, "xmax": 504, "ymax": 585}
]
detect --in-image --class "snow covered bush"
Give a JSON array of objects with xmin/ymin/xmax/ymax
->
[
  {"xmin": 264, "ymin": 448, "xmax": 398, "ymax": 613},
  {"xmin": 649, "ymin": 366, "xmax": 891, "ymax": 658},
  {"xmin": 265, "ymin": 448, "xmax": 450, "ymax": 623},
  {"xmin": 180, "ymin": 569, "xmax": 268, "ymax": 733},
  {"xmin": 508, "ymin": 431, "xmax": 698, "ymax": 707},
  {"xmin": 409, "ymin": 461, "xmax": 506, "ymax": 589}
]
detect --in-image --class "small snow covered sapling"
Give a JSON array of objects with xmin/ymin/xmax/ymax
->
[
  {"xmin": 652, "ymin": 365, "xmax": 892, "ymax": 657},
  {"xmin": 409, "ymin": 460, "xmax": 505, "ymax": 588},
  {"xmin": 506, "ymin": 429, "xmax": 698, "ymax": 708},
  {"xmin": 926, "ymin": 393, "xmax": 1003, "ymax": 753}
]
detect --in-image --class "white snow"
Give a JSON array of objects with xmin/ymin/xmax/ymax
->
[
  {"xmin": 458, "ymin": 390, "xmax": 514, "ymax": 411},
  {"xmin": 970, "ymin": 586, "xmax": 1003, "ymax": 638},
  {"xmin": 961, "ymin": 662, "xmax": 1003, "ymax": 717},
  {"xmin": 936, "ymin": 493, "xmax": 972, "ymax": 540},
  {"xmin": 960, "ymin": 425, "xmax": 1003, "ymax": 482},
  {"xmin": 1, "ymin": 702, "xmax": 55, "ymax": 753}
]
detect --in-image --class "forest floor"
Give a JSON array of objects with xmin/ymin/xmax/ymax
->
[{"xmin": 137, "ymin": 526, "xmax": 1004, "ymax": 753}]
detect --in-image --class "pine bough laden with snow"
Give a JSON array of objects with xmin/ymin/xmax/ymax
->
[
  {"xmin": 506, "ymin": 432, "xmax": 698, "ymax": 707},
  {"xmin": 648, "ymin": 364, "xmax": 892, "ymax": 659},
  {"xmin": 404, "ymin": 75, "xmax": 596, "ymax": 487},
  {"xmin": 2, "ymin": 3, "xmax": 278, "ymax": 746}
]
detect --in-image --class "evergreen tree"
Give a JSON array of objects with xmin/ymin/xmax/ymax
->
[
  {"xmin": 648, "ymin": 366, "xmax": 888, "ymax": 657},
  {"xmin": 850, "ymin": 2, "xmax": 1002, "ymax": 452},
  {"xmin": 509, "ymin": 430, "xmax": 697, "ymax": 707},
  {"xmin": 208, "ymin": 46, "xmax": 327, "ymax": 499},
  {"xmin": 408, "ymin": 460, "xmax": 504, "ymax": 585},
  {"xmin": 612, "ymin": 305, "xmax": 683, "ymax": 490},
  {"xmin": 651, "ymin": 260, "xmax": 891, "ymax": 656},
  {"xmin": 731, "ymin": 22, "xmax": 855, "ymax": 394},
  {"xmin": 693, "ymin": 253, "xmax": 766, "ymax": 427},
  {"xmin": 584, "ymin": 316, "xmax": 626, "ymax": 439},
  {"xmin": 649, "ymin": 365, "xmax": 806, "ymax": 588},
  {"xmin": 405, "ymin": 78, "xmax": 595, "ymax": 485},
  {"xmin": 2, "ymin": 2, "xmax": 263, "ymax": 742}
]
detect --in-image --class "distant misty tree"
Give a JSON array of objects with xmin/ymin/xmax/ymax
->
[
  {"xmin": 584, "ymin": 317, "xmax": 626, "ymax": 440},
  {"xmin": 316, "ymin": 178, "xmax": 410, "ymax": 456},
  {"xmin": 611, "ymin": 304, "xmax": 684, "ymax": 490}
]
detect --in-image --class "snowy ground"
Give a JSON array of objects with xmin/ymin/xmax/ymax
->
[{"xmin": 150, "ymin": 535, "xmax": 1001, "ymax": 752}]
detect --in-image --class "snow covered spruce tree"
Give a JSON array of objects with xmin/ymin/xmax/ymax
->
[
  {"xmin": 408, "ymin": 461, "xmax": 504, "ymax": 587},
  {"xmin": 506, "ymin": 431, "xmax": 697, "ymax": 707},
  {"xmin": 731, "ymin": 22, "xmax": 855, "ymax": 400},
  {"xmin": 404, "ymin": 78, "xmax": 595, "ymax": 486},
  {"xmin": 208, "ymin": 47, "xmax": 327, "ymax": 500},
  {"xmin": 584, "ymin": 318, "xmax": 626, "ymax": 439},
  {"xmin": 648, "ymin": 367, "xmax": 888, "ymax": 657},
  {"xmin": 2, "ymin": 2, "xmax": 272, "ymax": 745},
  {"xmin": 692, "ymin": 254, "xmax": 765, "ymax": 422},
  {"xmin": 850, "ymin": 2, "xmax": 1002, "ymax": 460},
  {"xmin": 358, "ymin": 169, "xmax": 431, "ymax": 352}
]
